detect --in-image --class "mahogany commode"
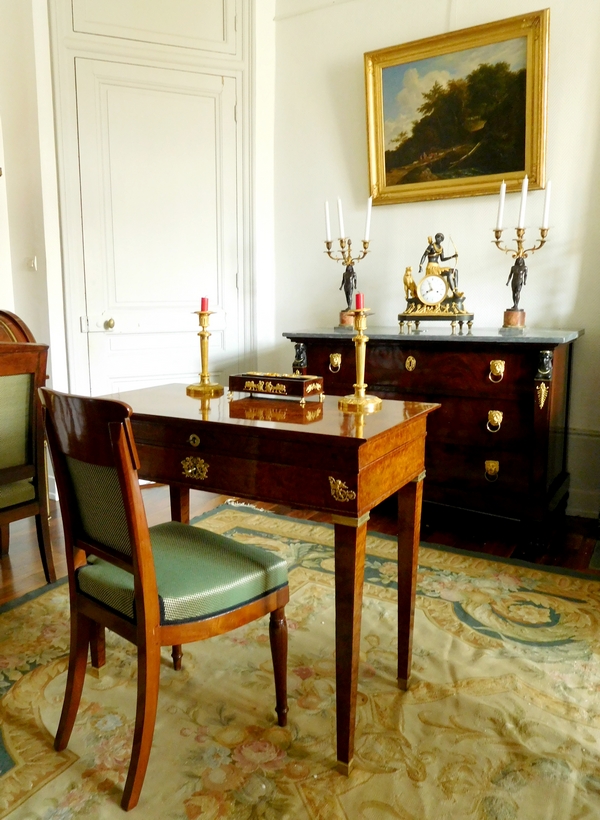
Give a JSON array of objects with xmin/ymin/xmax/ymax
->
[
  {"xmin": 106, "ymin": 384, "xmax": 439, "ymax": 772},
  {"xmin": 283, "ymin": 326, "xmax": 583, "ymax": 550}
]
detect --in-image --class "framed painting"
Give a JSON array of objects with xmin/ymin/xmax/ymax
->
[{"xmin": 364, "ymin": 10, "xmax": 549, "ymax": 205}]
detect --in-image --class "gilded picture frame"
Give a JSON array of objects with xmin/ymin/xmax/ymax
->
[{"xmin": 364, "ymin": 10, "xmax": 549, "ymax": 205}]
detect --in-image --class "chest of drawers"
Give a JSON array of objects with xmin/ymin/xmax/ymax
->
[{"xmin": 283, "ymin": 327, "xmax": 583, "ymax": 545}]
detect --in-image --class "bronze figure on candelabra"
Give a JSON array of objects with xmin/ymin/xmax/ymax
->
[{"xmin": 493, "ymin": 226, "xmax": 548, "ymax": 329}]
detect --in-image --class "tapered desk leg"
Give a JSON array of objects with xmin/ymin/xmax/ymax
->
[
  {"xmin": 169, "ymin": 485, "xmax": 190, "ymax": 524},
  {"xmin": 397, "ymin": 473, "xmax": 424, "ymax": 690},
  {"xmin": 333, "ymin": 517, "xmax": 368, "ymax": 775}
]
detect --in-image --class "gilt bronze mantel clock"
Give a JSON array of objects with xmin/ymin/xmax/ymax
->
[{"xmin": 398, "ymin": 233, "xmax": 474, "ymax": 333}]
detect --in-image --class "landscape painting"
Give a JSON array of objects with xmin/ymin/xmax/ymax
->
[{"xmin": 365, "ymin": 11, "xmax": 548, "ymax": 204}]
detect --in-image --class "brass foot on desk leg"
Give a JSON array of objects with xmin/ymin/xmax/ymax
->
[
  {"xmin": 336, "ymin": 759, "xmax": 354, "ymax": 776},
  {"xmin": 398, "ymin": 677, "xmax": 409, "ymax": 691}
]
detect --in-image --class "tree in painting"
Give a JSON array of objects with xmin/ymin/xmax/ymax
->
[{"xmin": 384, "ymin": 59, "xmax": 526, "ymax": 186}]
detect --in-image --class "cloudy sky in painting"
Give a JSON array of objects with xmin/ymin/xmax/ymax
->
[{"xmin": 383, "ymin": 37, "xmax": 527, "ymax": 150}]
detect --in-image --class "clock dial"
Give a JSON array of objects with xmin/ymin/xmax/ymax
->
[{"xmin": 417, "ymin": 274, "xmax": 448, "ymax": 305}]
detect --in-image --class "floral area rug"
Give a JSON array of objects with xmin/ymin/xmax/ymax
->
[{"xmin": 2, "ymin": 505, "xmax": 600, "ymax": 819}]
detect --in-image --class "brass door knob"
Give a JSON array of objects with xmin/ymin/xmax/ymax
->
[{"xmin": 104, "ymin": 318, "xmax": 115, "ymax": 330}]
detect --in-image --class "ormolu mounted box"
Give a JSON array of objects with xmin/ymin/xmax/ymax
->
[{"xmin": 228, "ymin": 372, "xmax": 324, "ymax": 404}]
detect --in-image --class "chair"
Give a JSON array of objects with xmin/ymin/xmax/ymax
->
[
  {"xmin": 0, "ymin": 309, "xmax": 37, "ymax": 342},
  {"xmin": 0, "ymin": 342, "xmax": 56, "ymax": 582},
  {"xmin": 40, "ymin": 388, "xmax": 289, "ymax": 811}
]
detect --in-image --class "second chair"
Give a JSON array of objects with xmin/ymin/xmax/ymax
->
[{"xmin": 41, "ymin": 388, "xmax": 289, "ymax": 811}]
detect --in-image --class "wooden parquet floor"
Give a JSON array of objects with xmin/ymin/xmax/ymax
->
[{"xmin": 1, "ymin": 486, "xmax": 598, "ymax": 607}]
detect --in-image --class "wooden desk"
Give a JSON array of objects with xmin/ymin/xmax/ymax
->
[{"xmin": 109, "ymin": 384, "xmax": 438, "ymax": 772}]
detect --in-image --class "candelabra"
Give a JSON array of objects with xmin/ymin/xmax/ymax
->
[
  {"xmin": 186, "ymin": 310, "xmax": 224, "ymax": 399},
  {"xmin": 338, "ymin": 305, "xmax": 382, "ymax": 414},
  {"xmin": 324, "ymin": 236, "xmax": 370, "ymax": 267},
  {"xmin": 492, "ymin": 226, "xmax": 549, "ymax": 329},
  {"xmin": 325, "ymin": 238, "xmax": 371, "ymax": 327}
]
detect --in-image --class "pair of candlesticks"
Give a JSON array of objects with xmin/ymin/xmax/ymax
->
[{"xmin": 187, "ymin": 295, "xmax": 381, "ymax": 415}]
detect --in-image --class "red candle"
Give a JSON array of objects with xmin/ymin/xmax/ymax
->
[
  {"xmin": 355, "ymin": 292, "xmax": 365, "ymax": 309},
  {"xmin": 201, "ymin": 297, "xmax": 209, "ymax": 312}
]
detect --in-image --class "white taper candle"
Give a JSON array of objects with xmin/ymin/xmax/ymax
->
[
  {"xmin": 496, "ymin": 181, "xmax": 506, "ymax": 230},
  {"xmin": 542, "ymin": 181, "xmax": 552, "ymax": 229},
  {"xmin": 517, "ymin": 175, "xmax": 528, "ymax": 228},
  {"xmin": 364, "ymin": 196, "xmax": 373, "ymax": 242},
  {"xmin": 337, "ymin": 197, "xmax": 345, "ymax": 239}
]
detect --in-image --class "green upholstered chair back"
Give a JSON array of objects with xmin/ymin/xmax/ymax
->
[
  {"xmin": 64, "ymin": 457, "xmax": 133, "ymax": 557},
  {"xmin": 0, "ymin": 373, "xmax": 33, "ymax": 471},
  {"xmin": 0, "ymin": 343, "xmax": 48, "ymax": 512},
  {"xmin": 40, "ymin": 389, "xmax": 147, "ymax": 573}
]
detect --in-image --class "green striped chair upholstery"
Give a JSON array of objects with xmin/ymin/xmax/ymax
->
[
  {"xmin": 0, "ymin": 341, "xmax": 55, "ymax": 582},
  {"xmin": 40, "ymin": 388, "xmax": 289, "ymax": 812}
]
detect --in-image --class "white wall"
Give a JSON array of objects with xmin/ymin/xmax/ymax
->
[
  {"xmin": 272, "ymin": 0, "xmax": 600, "ymax": 516},
  {"xmin": 0, "ymin": 0, "xmax": 49, "ymax": 342}
]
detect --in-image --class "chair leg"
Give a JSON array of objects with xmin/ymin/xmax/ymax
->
[
  {"xmin": 121, "ymin": 639, "xmax": 161, "ymax": 811},
  {"xmin": 90, "ymin": 623, "xmax": 106, "ymax": 671},
  {"xmin": 0, "ymin": 524, "xmax": 9, "ymax": 556},
  {"xmin": 269, "ymin": 607, "xmax": 288, "ymax": 727},
  {"xmin": 54, "ymin": 612, "xmax": 92, "ymax": 751},
  {"xmin": 35, "ymin": 511, "xmax": 56, "ymax": 583},
  {"xmin": 171, "ymin": 644, "xmax": 183, "ymax": 670}
]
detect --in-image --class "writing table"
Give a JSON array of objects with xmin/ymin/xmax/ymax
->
[{"xmin": 108, "ymin": 383, "xmax": 438, "ymax": 772}]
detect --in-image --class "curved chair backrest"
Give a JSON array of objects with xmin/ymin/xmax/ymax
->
[
  {"xmin": 0, "ymin": 342, "xmax": 55, "ymax": 582},
  {"xmin": 40, "ymin": 389, "xmax": 159, "ymax": 615},
  {"xmin": 0, "ymin": 310, "xmax": 36, "ymax": 342},
  {"xmin": 0, "ymin": 343, "xmax": 47, "ymax": 486}
]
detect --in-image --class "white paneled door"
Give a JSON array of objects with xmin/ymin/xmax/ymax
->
[{"xmin": 75, "ymin": 58, "xmax": 240, "ymax": 395}]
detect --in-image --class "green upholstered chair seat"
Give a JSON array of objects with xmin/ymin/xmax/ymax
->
[
  {"xmin": 76, "ymin": 521, "xmax": 288, "ymax": 625},
  {"xmin": 0, "ymin": 479, "xmax": 35, "ymax": 510}
]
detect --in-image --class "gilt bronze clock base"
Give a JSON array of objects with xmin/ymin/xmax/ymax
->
[{"xmin": 398, "ymin": 312, "xmax": 474, "ymax": 335}]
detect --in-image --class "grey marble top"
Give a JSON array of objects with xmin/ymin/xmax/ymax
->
[{"xmin": 283, "ymin": 327, "xmax": 584, "ymax": 345}]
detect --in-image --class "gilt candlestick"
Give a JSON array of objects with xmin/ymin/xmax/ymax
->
[
  {"xmin": 338, "ymin": 305, "xmax": 382, "ymax": 414},
  {"xmin": 186, "ymin": 310, "xmax": 224, "ymax": 399}
]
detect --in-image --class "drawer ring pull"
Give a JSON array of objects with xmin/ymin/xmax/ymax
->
[
  {"xmin": 329, "ymin": 353, "xmax": 342, "ymax": 373},
  {"xmin": 486, "ymin": 410, "xmax": 503, "ymax": 433},
  {"xmin": 484, "ymin": 460, "xmax": 500, "ymax": 482},
  {"xmin": 489, "ymin": 360, "xmax": 505, "ymax": 383}
]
